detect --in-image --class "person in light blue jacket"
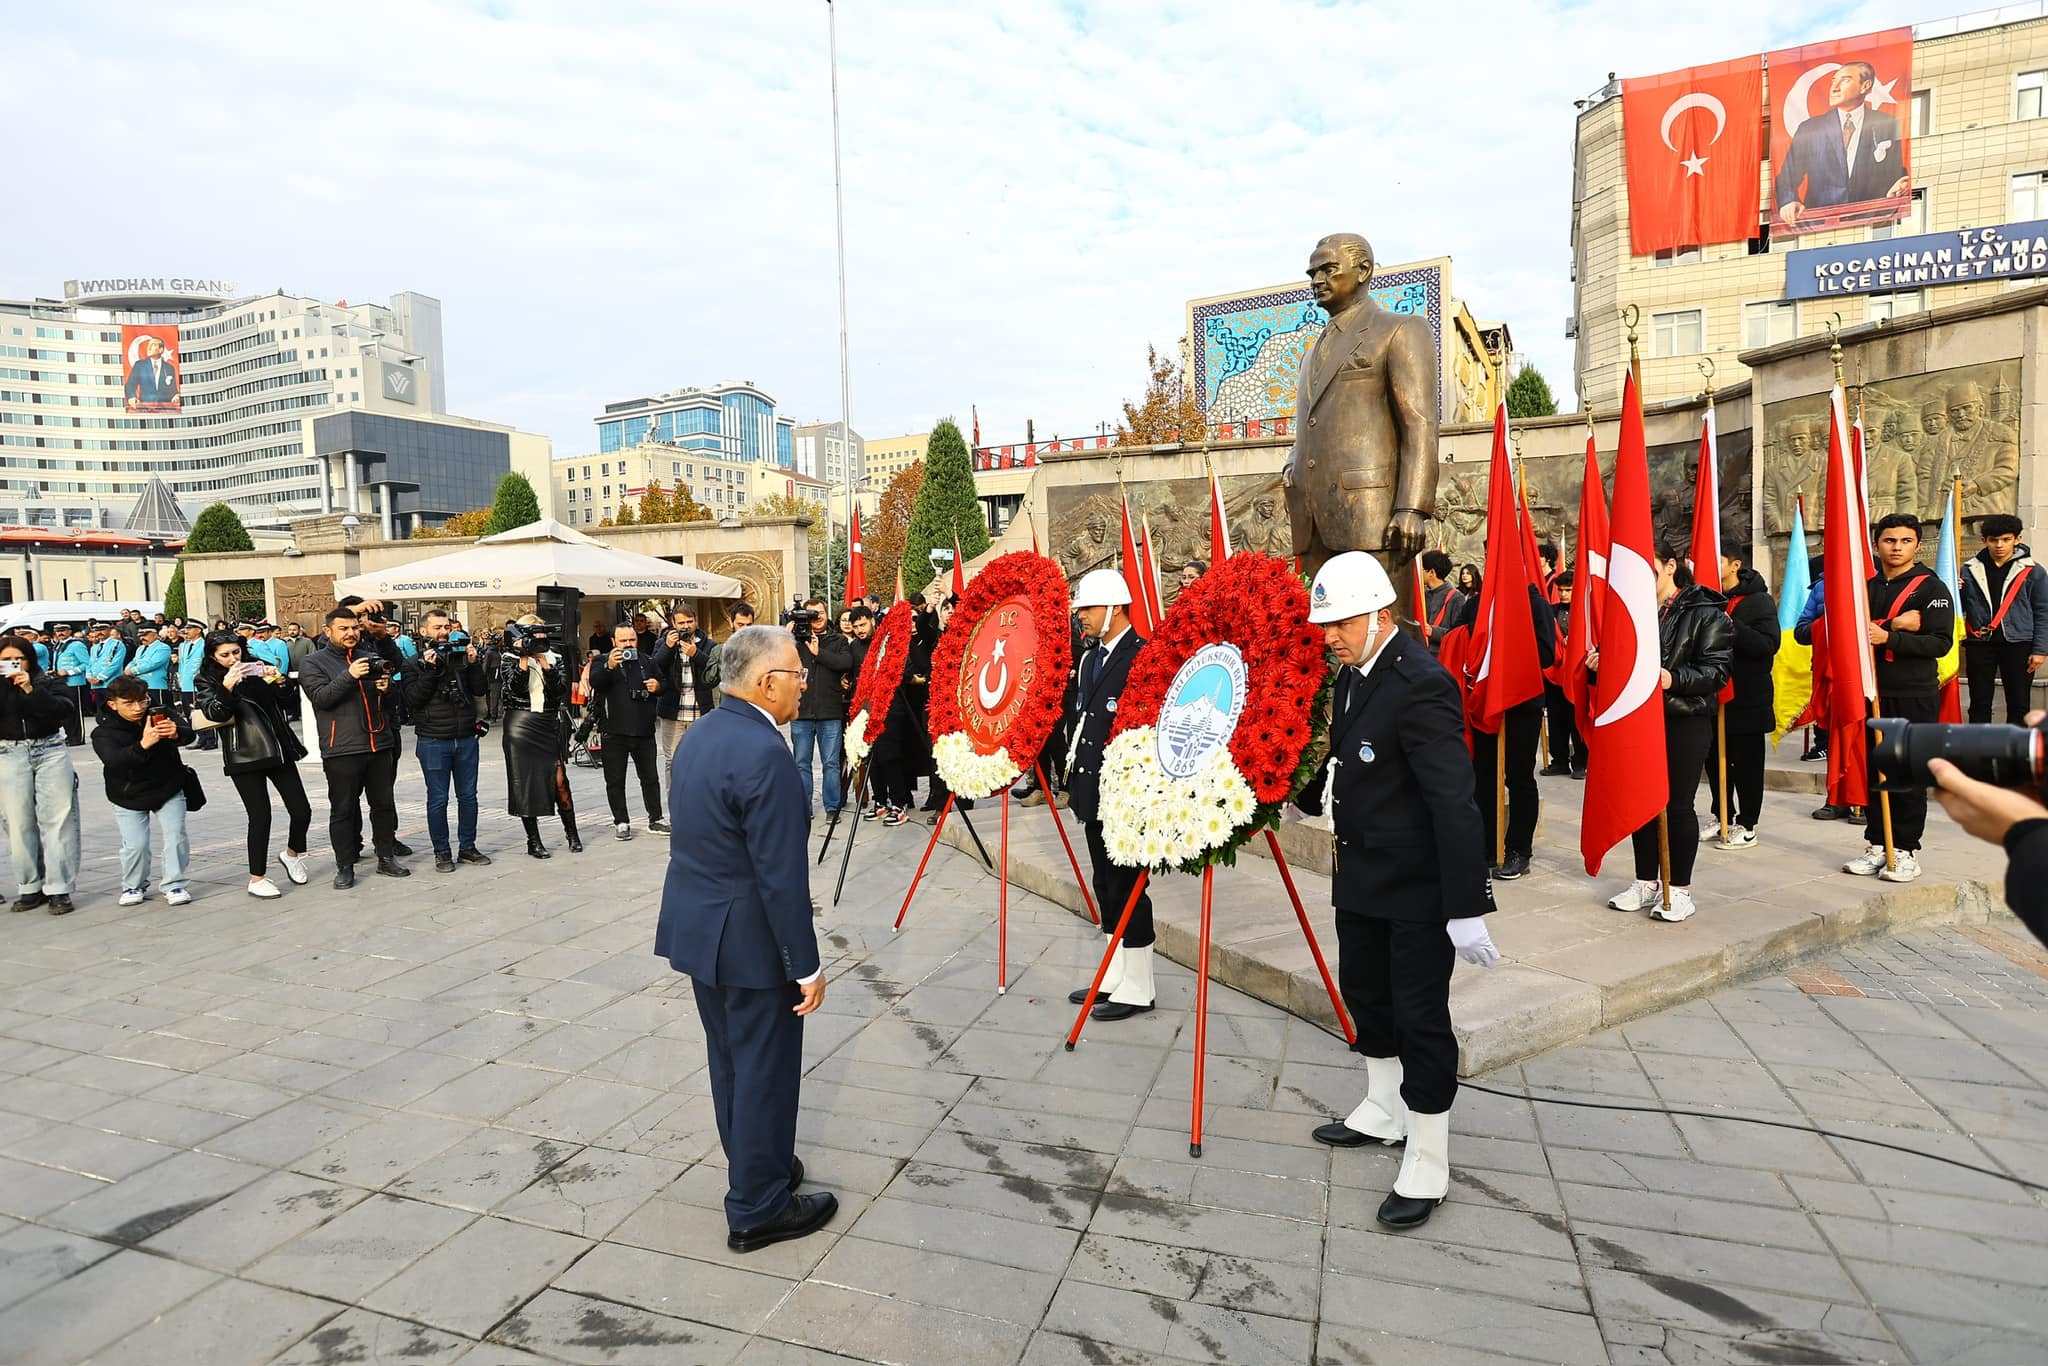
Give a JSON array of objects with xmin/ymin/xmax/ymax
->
[
  {"xmin": 52, "ymin": 624, "xmax": 91, "ymax": 746},
  {"xmin": 247, "ymin": 622, "xmax": 292, "ymax": 677},
  {"xmin": 175, "ymin": 622, "xmax": 212, "ymax": 749},
  {"xmin": 128, "ymin": 625, "xmax": 175, "ymax": 707},
  {"xmin": 86, "ymin": 624, "xmax": 127, "ymax": 708}
]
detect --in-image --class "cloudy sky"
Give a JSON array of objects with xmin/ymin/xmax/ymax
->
[{"xmin": 8, "ymin": 0, "xmax": 1924, "ymax": 455}]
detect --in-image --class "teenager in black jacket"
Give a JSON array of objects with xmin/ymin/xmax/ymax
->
[
  {"xmin": 1602, "ymin": 546, "xmax": 1733, "ymax": 923},
  {"xmin": 1707, "ymin": 544, "xmax": 1780, "ymax": 849},
  {"xmin": 94, "ymin": 677, "xmax": 196, "ymax": 907}
]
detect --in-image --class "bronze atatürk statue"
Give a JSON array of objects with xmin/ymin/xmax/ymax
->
[{"xmin": 1283, "ymin": 233, "xmax": 1439, "ymax": 581}]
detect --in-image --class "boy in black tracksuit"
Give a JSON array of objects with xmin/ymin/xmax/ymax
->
[
  {"xmin": 1465, "ymin": 585, "xmax": 1558, "ymax": 880},
  {"xmin": 1848, "ymin": 514, "xmax": 1955, "ymax": 880},
  {"xmin": 1708, "ymin": 548, "xmax": 1780, "ymax": 844}
]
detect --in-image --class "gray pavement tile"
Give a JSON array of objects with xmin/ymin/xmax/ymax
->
[
  {"xmin": 1619, "ymin": 1011, "xmax": 1756, "ymax": 1060},
  {"xmin": 260, "ymin": 1028, "xmax": 407, "ymax": 1071},
  {"xmin": 848, "ymin": 1194, "xmax": 1080, "ymax": 1274},
  {"xmin": 1315, "ymin": 1325, "xmax": 1548, "ymax": 1366},
  {"xmin": 0, "ymin": 1224, "xmax": 116, "ymax": 1313},
  {"xmin": 1848, "ymin": 1256, "xmax": 2048, "ymax": 1336},
  {"xmin": 1883, "ymin": 1312, "xmax": 2048, "ymax": 1366},
  {"xmin": 761, "ymin": 1280, "xmax": 1033, "ymax": 1366},
  {"xmin": 41, "ymin": 1148, "xmax": 261, "ymax": 1244},
  {"xmin": 412, "ymin": 1058, "xmax": 566, "ymax": 1122},
  {"xmin": 1559, "ymin": 1181, "xmax": 1831, "ymax": 1251},
  {"xmin": 796, "ymin": 1105, "xmax": 937, "ymax": 1161},
  {"xmin": 798, "ymin": 1081, "xmax": 953, "ymax": 1134},
  {"xmin": 1090, "ymin": 1193, "xmax": 1323, "ymax": 1268},
  {"xmin": 1120, "ymin": 1125, "xmax": 1327, "ymax": 1182},
  {"xmin": 1583, "ymin": 1264, "xmax": 1892, "ymax": 1343},
  {"xmin": 964, "ymin": 1075, "xmax": 1147, "ymax": 1123},
  {"xmin": 804, "ymin": 1057, "xmax": 977, "ymax": 1105},
  {"xmin": 0, "ymin": 1154, "xmax": 107, "ymax": 1219},
  {"xmin": 892, "ymin": 1157, "xmax": 1098, "ymax": 1228},
  {"xmin": 0, "ymin": 1121, "xmax": 178, "ymax": 1182},
  {"xmin": 76, "ymin": 1093, "xmax": 247, "ymax": 1147},
  {"xmin": 916, "ymin": 1129, "xmax": 1112, "ymax": 1191},
  {"xmin": 593, "ymin": 1091, "xmax": 724, "ymax": 1165},
  {"xmin": 555, "ymin": 1238, "xmax": 795, "ymax": 1334},
  {"xmin": 1319, "ymin": 1272, "xmax": 1606, "ymax": 1363},
  {"xmin": 1575, "ymin": 1218, "xmax": 1863, "ymax": 1302},
  {"xmin": 139, "ymin": 1070, "xmax": 296, "ymax": 1119},
  {"xmin": 501, "ymin": 1073, "xmax": 666, "ymax": 1145},
  {"xmin": 1518, "ymin": 1045, "xmax": 1660, "ymax": 1099},
  {"xmin": 1447, "ymin": 1084, "xmax": 1542, "ymax": 1142},
  {"xmin": 1039, "ymin": 1039, "xmax": 1173, "ymax": 1096},
  {"xmin": 89, "ymin": 1274, "xmax": 341, "ymax": 1365},
  {"xmin": 31, "ymin": 1049, "xmax": 180, "ymax": 1097},
  {"xmin": 1325, "ymin": 1222, "xmax": 1587, "ymax": 1313},
  {"xmin": 291, "ymin": 1107, "xmax": 479, "ymax": 1188},
  {"xmin": 735, "ymin": 1340, "xmax": 931, "ymax": 1366},
  {"xmin": 940, "ymin": 1102, "xmax": 1132, "ymax": 1156},
  {"xmin": 1544, "ymin": 1147, "xmax": 1796, "ymax": 1207},
  {"xmin": 0, "ymin": 1072, "xmax": 129, "ymax": 1123},
  {"xmin": 317, "ymin": 1045, "xmax": 480, "ymax": 1107},
  {"xmin": 104, "ymin": 1029, "xmax": 247, "ymax": 1073},
  {"xmin": 273, "ymin": 1307, "xmax": 473, "ymax": 1364},
  {"xmin": 493, "ymin": 1145, "xmax": 680, "ymax": 1238},
  {"xmin": 1819, "ymin": 1210, "xmax": 2048, "ymax": 1289},
  {"xmin": 1041, "ymin": 1279, "xmax": 1312, "ymax": 1363},
  {"xmin": 244, "ymin": 1191, "xmax": 474, "ymax": 1301},
  {"xmin": 1820, "ymin": 1118, "xmax": 2030, "ymax": 1203},
  {"xmin": 1669, "ymin": 1112, "xmax": 1861, "ymax": 1179},
  {"xmin": 812, "ymin": 1232, "xmax": 1061, "ymax": 1326},
  {"xmin": 416, "ymin": 1010, "xmax": 561, "ymax": 1062},
  {"xmin": 496, "ymin": 1020, "xmax": 640, "ymax": 1073},
  {"xmin": 0, "ymin": 1247, "xmax": 216, "ymax": 1366},
  {"xmin": 1856, "ymin": 1028, "xmax": 2040, "ymax": 1086},
  {"xmin": 143, "ymin": 1169, "xmax": 369, "ymax": 1271},
  {"xmin": 203, "ymin": 1048, "xmax": 359, "ymax": 1093},
  {"xmin": 1442, "ymin": 1167, "xmax": 1568, "ymax": 1218},
  {"xmin": 362, "ymin": 1214, "xmax": 590, "ymax": 1337},
  {"xmin": 1638, "ymin": 1051, "xmax": 1803, "ymax": 1113},
  {"xmin": 392, "ymin": 1130, "xmax": 585, "ymax": 1212},
  {"xmin": 1328, "ymin": 1184, "xmax": 1579, "ymax": 1262},
  {"xmin": 493, "ymin": 1288, "xmax": 752, "ymax": 1365},
  {"xmin": 1530, "ymin": 1100, "xmax": 1692, "ymax": 1157},
  {"xmin": 578, "ymin": 1033, "xmax": 707, "ymax": 1091},
  {"xmin": 1022, "ymin": 1329, "xmax": 1210, "ymax": 1365},
  {"xmin": 200, "ymin": 1093, "xmax": 383, "ymax": 1167}
]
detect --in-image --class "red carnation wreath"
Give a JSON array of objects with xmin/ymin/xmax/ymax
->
[
  {"xmin": 927, "ymin": 552, "xmax": 1073, "ymax": 798},
  {"xmin": 1099, "ymin": 552, "xmax": 1331, "ymax": 873},
  {"xmin": 844, "ymin": 600, "xmax": 915, "ymax": 767}
]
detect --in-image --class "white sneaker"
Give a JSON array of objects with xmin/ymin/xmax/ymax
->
[
  {"xmin": 118, "ymin": 889, "xmax": 145, "ymax": 907},
  {"xmin": 1842, "ymin": 844, "xmax": 1886, "ymax": 877},
  {"xmin": 1606, "ymin": 879, "xmax": 1660, "ymax": 912},
  {"xmin": 278, "ymin": 851, "xmax": 309, "ymax": 885},
  {"xmin": 165, "ymin": 887, "xmax": 192, "ymax": 906},
  {"xmin": 1650, "ymin": 887, "xmax": 1697, "ymax": 922},
  {"xmin": 247, "ymin": 877, "xmax": 283, "ymax": 899},
  {"xmin": 1714, "ymin": 827, "xmax": 1757, "ymax": 851},
  {"xmin": 1878, "ymin": 851, "xmax": 1922, "ymax": 883}
]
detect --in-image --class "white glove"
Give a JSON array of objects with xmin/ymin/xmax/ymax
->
[{"xmin": 1447, "ymin": 916, "xmax": 1500, "ymax": 968}]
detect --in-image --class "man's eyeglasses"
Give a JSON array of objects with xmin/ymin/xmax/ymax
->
[{"xmin": 764, "ymin": 668, "xmax": 810, "ymax": 684}]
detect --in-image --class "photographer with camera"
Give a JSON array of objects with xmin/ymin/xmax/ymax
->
[
  {"xmin": 1921, "ymin": 736, "xmax": 2048, "ymax": 943},
  {"xmin": 589, "ymin": 622, "xmax": 669, "ymax": 840},
  {"xmin": 404, "ymin": 611, "xmax": 492, "ymax": 873},
  {"xmin": 301, "ymin": 606, "xmax": 408, "ymax": 889},
  {"xmin": 785, "ymin": 597, "xmax": 854, "ymax": 818},
  {"xmin": 651, "ymin": 607, "xmax": 719, "ymax": 791}
]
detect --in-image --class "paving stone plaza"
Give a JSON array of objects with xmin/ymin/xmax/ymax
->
[{"xmin": 2, "ymin": 750, "xmax": 2047, "ymax": 1364}]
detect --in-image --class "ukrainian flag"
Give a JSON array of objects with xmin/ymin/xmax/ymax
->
[
  {"xmin": 1934, "ymin": 488, "xmax": 1965, "ymax": 720},
  {"xmin": 1771, "ymin": 502, "xmax": 1814, "ymax": 743}
]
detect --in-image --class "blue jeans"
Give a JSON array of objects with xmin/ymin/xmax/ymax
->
[
  {"xmin": 113, "ymin": 793, "xmax": 189, "ymax": 894},
  {"xmin": 0, "ymin": 735, "xmax": 81, "ymax": 895},
  {"xmin": 789, "ymin": 718, "xmax": 844, "ymax": 813},
  {"xmin": 415, "ymin": 734, "xmax": 480, "ymax": 854}
]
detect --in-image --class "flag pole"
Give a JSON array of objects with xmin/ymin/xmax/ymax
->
[
  {"xmin": 825, "ymin": 0, "xmax": 855, "ymax": 614},
  {"xmin": 1833, "ymin": 330, "xmax": 1895, "ymax": 875},
  {"xmin": 1703, "ymin": 363, "xmax": 1730, "ymax": 847},
  {"xmin": 1624, "ymin": 308, "xmax": 1673, "ymax": 910}
]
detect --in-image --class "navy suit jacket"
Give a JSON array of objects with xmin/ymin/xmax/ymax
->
[
  {"xmin": 1775, "ymin": 106, "xmax": 1904, "ymax": 214},
  {"xmin": 126, "ymin": 357, "xmax": 177, "ymax": 405},
  {"xmin": 654, "ymin": 696, "xmax": 820, "ymax": 989}
]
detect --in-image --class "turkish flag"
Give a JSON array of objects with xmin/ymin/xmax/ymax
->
[
  {"xmin": 1623, "ymin": 56, "xmax": 1764, "ymax": 253},
  {"xmin": 1563, "ymin": 432, "xmax": 1609, "ymax": 721},
  {"xmin": 1118, "ymin": 493, "xmax": 1157, "ymax": 636},
  {"xmin": 845, "ymin": 506, "xmax": 867, "ymax": 606},
  {"xmin": 1207, "ymin": 467, "xmax": 1232, "ymax": 565},
  {"xmin": 1821, "ymin": 388, "xmax": 1876, "ymax": 757},
  {"xmin": 952, "ymin": 527, "xmax": 967, "ymax": 598},
  {"xmin": 1581, "ymin": 370, "xmax": 1669, "ymax": 876},
  {"xmin": 1138, "ymin": 517, "xmax": 1167, "ymax": 627},
  {"xmin": 1689, "ymin": 412, "xmax": 1735, "ymax": 705},
  {"xmin": 1470, "ymin": 406, "xmax": 1543, "ymax": 733}
]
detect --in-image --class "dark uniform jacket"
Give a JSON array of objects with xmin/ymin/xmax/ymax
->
[
  {"xmin": 1657, "ymin": 584, "xmax": 1736, "ymax": 720},
  {"xmin": 1065, "ymin": 628, "xmax": 1144, "ymax": 825},
  {"xmin": 1721, "ymin": 568, "xmax": 1780, "ymax": 734},
  {"xmin": 1294, "ymin": 633, "xmax": 1491, "ymax": 923},
  {"xmin": 1868, "ymin": 563, "xmax": 1956, "ymax": 698}
]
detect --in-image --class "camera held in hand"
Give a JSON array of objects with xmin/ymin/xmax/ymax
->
[
  {"xmin": 1868, "ymin": 716, "xmax": 2047, "ymax": 798},
  {"xmin": 515, "ymin": 631, "xmax": 552, "ymax": 658},
  {"xmin": 783, "ymin": 605, "xmax": 819, "ymax": 640}
]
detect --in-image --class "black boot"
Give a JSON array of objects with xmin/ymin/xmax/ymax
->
[
  {"xmin": 563, "ymin": 814, "xmax": 584, "ymax": 853},
  {"xmin": 375, "ymin": 855, "xmax": 411, "ymax": 878},
  {"xmin": 523, "ymin": 817, "xmax": 551, "ymax": 859}
]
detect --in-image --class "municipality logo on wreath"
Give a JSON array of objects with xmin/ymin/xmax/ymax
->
[{"xmin": 1155, "ymin": 643, "xmax": 1247, "ymax": 780}]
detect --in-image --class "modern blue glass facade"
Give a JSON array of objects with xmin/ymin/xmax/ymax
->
[{"xmin": 593, "ymin": 384, "xmax": 795, "ymax": 467}]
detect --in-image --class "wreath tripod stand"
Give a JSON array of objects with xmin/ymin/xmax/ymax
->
[
  {"xmin": 821, "ymin": 757, "xmax": 995, "ymax": 900},
  {"xmin": 891, "ymin": 761, "xmax": 1101, "ymax": 991},
  {"xmin": 1063, "ymin": 827, "xmax": 1355, "ymax": 1156}
]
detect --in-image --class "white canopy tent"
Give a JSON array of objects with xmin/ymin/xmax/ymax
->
[{"xmin": 332, "ymin": 518, "xmax": 745, "ymax": 601}]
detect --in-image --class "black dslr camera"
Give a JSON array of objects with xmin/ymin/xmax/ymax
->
[
  {"xmin": 783, "ymin": 602, "xmax": 819, "ymax": 640},
  {"xmin": 1868, "ymin": 717, "xmax": 2047, "ymax": 797}
]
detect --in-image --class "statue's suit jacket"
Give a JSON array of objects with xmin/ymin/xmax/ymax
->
[{"xmin": 1285, "ymin": 299, "xmax": 1438, "ymax": 555}]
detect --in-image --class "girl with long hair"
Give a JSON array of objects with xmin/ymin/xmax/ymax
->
[{"xmin": 194, "ymin": 631, "xmax": 312, "ymax": 898}]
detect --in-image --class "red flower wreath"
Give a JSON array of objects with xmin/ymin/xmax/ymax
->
[
  {"xmin": 846, "ymin": 599, "xmax": 915, "ymax": 756},
  {"xmin": 1105, "ymin": 551, "xmax": 1331, "ymax": 869},
  {"xmin": 927, "ymin": 552, "xmax": 1074, "ymax": 797}
]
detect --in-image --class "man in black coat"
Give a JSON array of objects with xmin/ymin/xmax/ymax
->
[
  {"xmin": 588, "ymin": 622, "xmax": 669, "ymax": 840},
  {"xmin": 1708, "ymin": 543, "xmax": 1780, "ymax": 849},
  {"xmin": 1064, "ymin": 569, "xmax": 1154, "ymax": 1021},
  {"xmin": 1294, "ymin": 552, "xmax": 1498, "ymax": 1231}
]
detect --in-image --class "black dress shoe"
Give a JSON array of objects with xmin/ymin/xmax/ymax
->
[
  {"xmin": 458, "ymin": 848, "xmax": 492, "ymax": 865},
  {"xmin": 1068, "ymin": 983, "xmax": 1105, "ymax": 1006},
  {"xmin": 1496, "ymin": 851, "xmax": 1531, "ymax": 880},
  {"xmin": 1539, "ymin": 761, "xmax": 1572, "ymax": 777},
  {"xmin": 44, "ymin": 895, "xmax": 73, "ymax": 916},
  {"xmin": 10, "ymin": 892, "xmax": 44, "ymax": 913},
  {"xmin": 526, "ymin": 838, "xmax": 552, "ymax": 860},
  {"xmin": 567, "ymin": 835, "xmax": 584, "ymax": 853},
  {"xmin": 789, "ymin": 1157, "xmax": 804, "ymax": 1192},
  {"xmin": 332, "ymin": 865, "xmax": 356, "ymax": 890},
  {"xmin": 434, "ymin": 853, "xmax": 456, "ymax": 873},
  {"xmin": 1313, "ymin": 1121, "xmax": 1374, "ymax": 1148},
  {"xmin": 392, "ymin": 840, "xmax": 415, "ymax": 856},
  {"xmin": 727, "ymin": 1191, "xmax": 838, "ymax": 1253},
  {"xmin": 375, "ymin": 855, "xmax": 411, "ymax": 878},
  {"xmin": 1811, "ymin": 803, "xmax": 1848, "ymax": 820},
  {"xmin": 1847, "ymin": 805, "xmax": 1867, "ymax": 821},
  {"xmin": 1570, "ymin": 765, "xmax": 1587, "ymax": 780},
  {"xmin": 1090, "ymin": 1000, "xmax": 1154, "ymax": 1022},
  {"xmin": 1376, "ymin": 1189, "xmax": 1444, "ymax": 1229}
]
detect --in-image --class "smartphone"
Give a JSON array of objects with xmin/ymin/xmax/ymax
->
[
  {"xmin": 0, "ymin": 660, "xmax": 20, "ymax": 676},
  {"xmin": 147, "ymin": 708, "xmax": 172, "ymax": 725}
]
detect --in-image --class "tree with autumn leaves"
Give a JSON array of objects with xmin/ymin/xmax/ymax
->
[
  {"xmin": 864, "ymin": 462, "xmax": 924, "ymax": 598},
  {"xmin": 1116, "ymin": 343, "xmax": 1208, "ymax": 446}
]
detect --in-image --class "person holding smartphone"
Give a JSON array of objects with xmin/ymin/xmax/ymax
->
[
  {"xmin": 195, "ymin": 632, "xmax": 312, "ymax": 899},
  {"xmin": 0, "ymin": 635, "xmax": 82, "ymax": 914},
  {"xmin": 94, "ymin": 677, "xmax": 196, "ymax": 906}
]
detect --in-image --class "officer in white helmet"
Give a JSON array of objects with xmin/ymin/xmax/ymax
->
[
  {"xmin": 1064, "ymin": 567, "xmax": 1156, "ymax": 1021},
  {"xmin": 1294, "ymin": 551, "xmax": 1499, "ymax": 1230}
]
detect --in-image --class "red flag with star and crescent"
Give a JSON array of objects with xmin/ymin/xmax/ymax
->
[{"xmin": 1622, "ymin": 56, "xmax": 1765, "ymax": 254}]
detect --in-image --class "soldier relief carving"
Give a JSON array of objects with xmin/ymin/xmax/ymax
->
[{"xmin": 1761, "ymin": 360, "xmax": 2021, "ymax": 533}]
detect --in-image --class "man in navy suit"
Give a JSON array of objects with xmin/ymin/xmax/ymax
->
[
  {"xmin": 1775, "ymin": 61, "xmax": 1909, "ymax": 229},
  {"xmin": 653, "ymin": 625, "xmax": 836, "ymax": 1252},
  {"xmin": 1064, "ymin": 568, "xmax": 1155, "ymax": 1021},
  {"xmin": 124, "ymin": 336, "xmax": 180, "ymax": 410}
]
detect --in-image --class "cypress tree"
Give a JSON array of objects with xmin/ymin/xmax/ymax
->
[
  {"xmin": 902, "ymin": 419, "xmax": 990, "ymax": 594},
  {"xmin": 482, "ymin": 473, "xmax": 542, "ymax": 535}
]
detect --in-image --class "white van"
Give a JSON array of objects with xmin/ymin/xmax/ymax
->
[{"xmin": 0, "ymin": 600, "xmax": 165, "ymax": 635}]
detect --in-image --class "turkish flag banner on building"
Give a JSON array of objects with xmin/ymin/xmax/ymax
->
[
  {"xmin": 1581, "ymin": 371, "xmax": 1669, "ymax": 875},
  {"xmin": 1622, "ymin": 56, "xmax": 1765, "ymax": 254},
  {"xmin": 1767, "ymin": 28, "xmax": 1914, "ymax": 237}
]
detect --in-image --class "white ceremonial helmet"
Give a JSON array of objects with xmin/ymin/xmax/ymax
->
[
  {"xmin": 1308, "ymin": 551, "xmax": 1397, "ymax": 624},
  {"xmin": 1072, "ymin": 568, "xmax": 1133, "ymax": 609}
]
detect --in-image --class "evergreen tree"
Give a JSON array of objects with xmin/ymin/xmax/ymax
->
[
  {"xmin": 902, "ymin": 419, "xmax": 990, "ymax": 594},
  {"xmin": 185, "ymin": 501, "xmax": 255, "ymax": 554},
  {"xmin": 162, "ymin": 562, "xmax": 186, "ymax": 620},
  {"xmin": 1505, "ymin": 364, "xmax": 1558, "ymax": 419},
  {"xmin": 482, "ymin": 473, "xmax": 542, "ymax": 535},
  {"xmin": 815, "ymin": 527, "xmax": 850, "ymax": 602}
]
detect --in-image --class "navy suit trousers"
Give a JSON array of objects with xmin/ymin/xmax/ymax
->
[{"xmin": 693, "ymin": 977, "xmax": 803, "ymax": 1231}]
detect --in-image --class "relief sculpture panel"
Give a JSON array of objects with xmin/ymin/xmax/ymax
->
[{"xmin": 1048, "ymin": 473, "xmax": 1287, "ymax": 603}]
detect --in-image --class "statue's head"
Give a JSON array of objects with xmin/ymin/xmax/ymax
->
[
  {"xmin": 1085, "ymin": 511, "xmax": 1108, "ymax": 543},
  {"xmin": 1947, "ymin": 382, "xmax": 1984, "ymax": 433},
  {"xmin": 1921, "ymin": 400, "xmax": 1947, "ymax": 434},
  {"xmin": 1307, "ymin": 233, "xmax": 1375, "ymax": 315}
]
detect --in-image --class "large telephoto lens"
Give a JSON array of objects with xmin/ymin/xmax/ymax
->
[{"xmin": 1868, "ymin": 718, "xmax": 2043, "ymax": 792}]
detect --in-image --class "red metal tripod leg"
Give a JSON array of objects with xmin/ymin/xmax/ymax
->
[
  {"xmin": 1063, "ymin": 870, "xmax": 1151, "ymax": 1050},
  {"xmin": 1191, "ymin": 864, "xmax": 1215, "ymax": 1158},
  {"xmin": 1036, "ymin": 762, "xmax": 1098, "ymax": 924},
  {"xmin": 891, "ymin": 794, "xmax": 955, "ymax": 931},
  {"xmin": 1264, "ymin": 828, "xmax": 1356, "ymax": 1044},
  {"xmin": 998, "ymin": 789, "xmax": 1010, "ymax": 993}
]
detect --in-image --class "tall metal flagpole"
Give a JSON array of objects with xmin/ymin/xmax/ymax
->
[{"xmin": 826, "ymin": 0, "xmax": 854, "ymax": 610}]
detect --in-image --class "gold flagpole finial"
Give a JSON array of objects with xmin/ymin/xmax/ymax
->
[
  {"xmin": 1697, "ymin": 356, "xmax": 1716, "ymax": 406},
  {"xmin": 1827, "ymin": 314, "xmax": 1846, "ymax": 391},
  {"xmin": 1622, "ymin": 304, "xmax": 1642, "ymax": 386}
]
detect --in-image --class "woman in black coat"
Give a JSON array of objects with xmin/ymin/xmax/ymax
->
[
  {"xmin": 500, "ymin": 616, "xmax": 583, "ymax": 858},
  {"xmin": 194, "ymin": 631, "xmax": 312, "ymax": 899},
  {"xmin": 1707, "ymin": 551, "xmax": 1781, "ymax": 848},
  {"xmin": 1599, "ymin": 546, "xmax": 1734, "ymax": 923},
  {"xmin": 870, "ymin": 606, "xmax": 937, "ymax": 825}
]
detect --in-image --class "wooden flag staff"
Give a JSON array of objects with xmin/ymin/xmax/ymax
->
[{"xmin": 1622, "ymin": 306, "xmax": 1676, "ymax": 916}]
